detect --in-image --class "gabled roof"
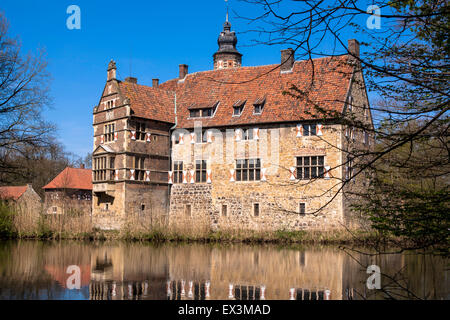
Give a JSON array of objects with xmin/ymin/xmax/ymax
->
[
  {"xmin": 0, "ymin": 186, "xmax": 28, "ymax": 201},
  {"xmin": 43, "ymin": 167, "xmax": 92, "ymax": 191},
  {"xmin": 159, "ymin": 55, "xmax": 354, "ymax": 128},
  {"xmin": 118, "ymin": 81, "xmax": 175, "ymax": 124}
]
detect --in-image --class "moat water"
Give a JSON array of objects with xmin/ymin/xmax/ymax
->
[{"xmin": 0, "ymin": 241, "xmax": 448, "ymax": 300}]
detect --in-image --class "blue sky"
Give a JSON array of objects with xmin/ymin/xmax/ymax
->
[{"xmin": 0, "ymin": 0, "xmax": 372, "ymax": 157}]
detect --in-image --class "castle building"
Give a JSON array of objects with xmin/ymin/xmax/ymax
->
[{"xmin": 92, "ymin": 19, "xmax": 373, "ymax": 231}]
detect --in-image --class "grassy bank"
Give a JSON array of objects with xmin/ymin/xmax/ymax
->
[{"xmin": 0, "ymin": 201, "xmax": 390, "ymax": 245}]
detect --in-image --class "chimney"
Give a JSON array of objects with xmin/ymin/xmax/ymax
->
[
  {"xmin": 152, "ymin": 78, "xmax": 159, "ymax": 88},
  {"xmin": 348, "ymin": 39, "xmax": 360, "ymax": 62},
  {"xmin": 80, "ymin": 164, "xmax": 85, "ymax": 169},
  {"xmin": 124, "ymin": 77, "xmax": 138, "ymax": 84},
  {"xmin": 179, "ymin": 64, "xmax": 188, "ymax": 79},
  {"xmin": 280, "ymin": 48, "xmax": 295, "ymax": 72}
]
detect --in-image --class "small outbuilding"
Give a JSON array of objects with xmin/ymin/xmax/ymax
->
[{"xmin": 43, "ymin": 166, "xmax": 92, "ymax": 215}]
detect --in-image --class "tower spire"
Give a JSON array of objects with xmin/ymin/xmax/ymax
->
[
  {"xmin": 213, "ymin": 1, "xmax": 242, "ymax": 70},
  {"xmin": 226, "ymin": 0, "xmax": 229, "ymax": 22}
]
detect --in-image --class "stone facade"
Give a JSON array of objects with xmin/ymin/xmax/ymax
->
[
  {"xmin": 91, "ymin": 19, "xmax": 373, "ymax": 232},
  {"xmin": 92, "ymin": 62, "xmax": 172, "ymax": 230},
  {"xmin": 43, "ymin": 189, "xmax": 91, "ymax": 215},
  {"xmin": 169, "ymin": 122, "xmax": 355, "ymax": 231}
]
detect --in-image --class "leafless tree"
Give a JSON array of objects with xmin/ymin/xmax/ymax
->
[
  {"xmin": 233, "ymin": 0, "xmax": 449, "ymax": 254},
  {"xmin": 0, "ymin": 12, "xmax": 56, "ymax": 184}
]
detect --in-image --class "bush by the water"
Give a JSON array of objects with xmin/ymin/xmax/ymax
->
[{"xmin": 0, "ymin": 202, "xmax": 15, "ymax": 238}]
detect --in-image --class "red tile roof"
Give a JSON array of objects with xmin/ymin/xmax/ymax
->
[
  {"xmin": 118, "ymin": 81, "xmax": 175, "ymax": 124},
  {"xmin": 158, "ymin": 55, "xmax": 353, "ymax": 128},
  {"xmin": 43, "ymin": 167, "xmax": 92, "ymax": 191},
  {"xmin": 0, "ymin": 186, "xmax": 28, "ymax": 201}
]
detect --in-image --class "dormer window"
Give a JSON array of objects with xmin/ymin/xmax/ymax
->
[
  {"xmin": 188, "ymin": 102, "xmax": 218, "ymax": 118},
  {"xmin": 253, "ymin": 97, "xmax": 266, "ymax": 114},
  {"xmin": 233, "ymin": 100, "xmax": 246, "ymax": 117},
  {"xmin": 190, "ymin": 109, "xmax": 200, "ymax": 118}
]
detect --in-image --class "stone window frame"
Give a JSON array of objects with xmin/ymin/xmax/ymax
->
[
  {"xmin": 185, "ymin": 204, "xmax": 192, "ymax": 217},
  {"xmin": 296, "ymin": 155, "xmax": 325, "ymax": 180},
  {"xmin": 346, "ymin": 156, "xmax": 355, "ymax": 183},
  {"xmin": 132, "ymin": 155, "xmax": 146, "ymax": 181},
  {"xmin": 195, "ymin": 130, "xmax": 209, "ymax": 144},
  {"xmin": 93, "ymin": 155, "xmax": 115, "ymax": 182},
  {"xmin": 104, "ymin": 122, "xmax": 115, "ymax": 143},
  {"xmin": 134, "ymin": 121, "xmax": 146, "ymax": 141},
  {"xmin": 235, "ymin": 158, "xmax": 261, "ymax": 182},
  {"xmin": 302, "ymin": 124, "xmax": 317, "ymax": 136},
  {"xmin": 195, "ymin": 160, "xmax": 208, "ymax": 183},
  {"xmin": 173, "ymin": 161, "xmax": 183, "ymax": 184},
  {"xmin": 253, "ymin": 203, "xmax": 260, "ymax": 217},
  {"xmin": 221, "ymin": 204, "xmax": 227, "ymax": 217},
  {"xmin": 299, "ymin": 202, "xmax": 306, "ymax": 215},
  {"xmin": 172, "ymin": 161, "xmax": 184, "ymax": 183},
  {"xmin": 243, "ymin": 128, "xmax": 254, "ymax": 141}
]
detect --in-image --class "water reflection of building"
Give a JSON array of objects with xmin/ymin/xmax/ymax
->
[
  {"xmin": 89, "ymin": 244, "xmax": 169, "ymax": 300},
  {"xmin": 87, "ymin": 244, "xmax": 342, "ymax": 300},
  {"xmin": 0, "ymin": 242, "xmax": 447, "ymax": 300}
]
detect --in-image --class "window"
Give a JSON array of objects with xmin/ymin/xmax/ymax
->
[
  {"xmin": 185, "ymin": 204, "xmax": 192, "ymax": 217},
  {"xmin": 173, "ymin": 161, "xmax": 183, "ymax": 183},
  {"xmin": 236, "ymin": 159, "xmax": 261, "ymax": 181},
  {"xmin": 133, "ymin": 156, "xmax": 145, "ymax": 181},
  {"xmin": 364, "ymin": 105, "xmax": 369, "ymax": 121},
  {"xmin": 253, "ymin": 98, "xmax": 265, "ymax": 114},
  {"xmin": 189, "ymin": 109, "xmax": 200, "ymax": 118},
  {"xmin": 135, "ymin": 121, "xmax": 146, "ymax": 141},
  {"xmin": 104, "ymin": 123, "xmax": 115, "ymax": 142},
  {"xmin": 346, "ymin": 157, "xmax": 354, "ymax": 181},
  {"xmin": 141, "ymin": 204, "xmax": 145, "ymax": 211},
  {"xmin": 233, "ymin": 100, "xmax": 246, "ymax": 116},
  {"xmin": 173, "ymin": 132, "xmax": 181, "ymax": 144},
  {"xmin": 364, "ymin": 131, "xmax": 369, "ymax": 145},
  {"xmin": 348, "ymin": 96, "xmax": 353, "ymax": 113},
  {"xmin": 302, "ymin": 124, "xmax": 317, "ymax": 136},
  {"xmin": 52, "ymin": 206, "xmax": 57, "ymax": 214},
  {"xmin": 243, "ymin": 129, "xmax": 254, "ymax": 140},
  {"xmin": 254, "ymin": 103, "xmax": 264, "ymax": 114},
  {"xmin": 296, "ymin": 156, "xmax": 325, "ymax": 180},
  {"xmin": 253, "ymin": 203, "xmax": 260, "ymax": 217},
  {"xmin": 94, "ymin": 156, "xmax": 115, "ymax": 181},
  {"xmin": 195, "ymin": 130, "xmax": 209, "ymax": 143},
  {"xmin": 195, "ymin": 160, "xmax": 207, "ymax": 183},
  {"xmin": 94, "ymin": 156, "xmax": 107, "ymax": 181},
  {"xmin": 233, "ymin": 106, "xmax": 244, "ymax": 116},
  {"xmin": 299, "ymin": 203, "xmax": 306, "ymax": 215},
  {"xmin": 189, "ymin": 104, "xmax": 217, "ymax": 118},
  {"xmin": 222, "ymin": 204, "xmax": 227, "ymax": 217},
  {"xmin": 106, "ymin": 100, "xmax": 114, "ymax": 110}
]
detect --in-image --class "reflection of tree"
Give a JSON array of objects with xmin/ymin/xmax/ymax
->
[{"xmin": 341, "ymin": 247, "xmax": 448, "ymax": 300}]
